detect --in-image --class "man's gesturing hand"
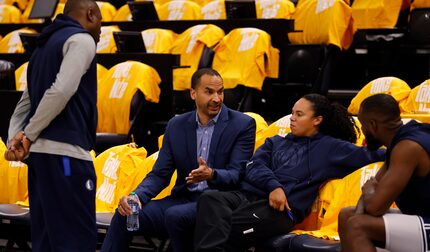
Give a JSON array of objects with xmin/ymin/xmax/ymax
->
[{"xmin": 186, "ymin": 157, "xmax": 214, "ymax": 184}]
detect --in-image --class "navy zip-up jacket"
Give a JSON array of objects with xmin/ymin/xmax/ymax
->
[
  {"xmin": 241, "ymin": 133, "xmax": 386, "ymax": 222},
  {"xmin": 27, "ymin": 14, "xmax": 97, "ymax": 150}
]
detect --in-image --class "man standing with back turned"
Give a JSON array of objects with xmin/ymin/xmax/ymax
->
[
  {"xmin": 4, "ymin": 0, "xmax": 102, "ymax": 251},
  {"xmin": 339, "ymin": 94, "xmax": 430, "ymax": 252}
]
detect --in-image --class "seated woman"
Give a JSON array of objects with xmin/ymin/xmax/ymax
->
[{"xmin": 194, "ymin": 93, "xmax": 386, "ymax": 251}]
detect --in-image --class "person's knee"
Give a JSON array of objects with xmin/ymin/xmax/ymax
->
[
  {"xmin": 201, "ymin": 191, "xmax": 223, "ymax": 201},
  {"xmin": 164, "ymin": 207, "xmax": 189, "ymax": 227},
  {"xmin": 198, "ymin": 191, "xmax": 225, "ymax": 208},
  {"xmin": 110, "ymin": 211, "xmax": 127, "ymax": 228}
]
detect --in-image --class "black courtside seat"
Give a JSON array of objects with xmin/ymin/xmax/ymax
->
[
  {"xmin": 96, "ymin": 212, "xmax": 114, "ymax": 232},
  {"xmin": 0, "ymin": 204, "xmax": 31, "ymax": 250},
  {"xmin": 256, "ymin": 234, "xmax": 340, "ymax": 252},
  {"xmin": 289, "ymin": 234, "xmax": 341, "ymax": 252},
  {"xmin": 256, "ymin": 233, "xmax": 297, "ymax": 252}
]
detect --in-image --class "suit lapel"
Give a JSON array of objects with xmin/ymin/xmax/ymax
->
[
  {"xmin": 186, "ymin": 112, "xmax": 198, "ymax": 170},
  {"xmin": 208, "ymin": 106, "xmax": 229, "ymax": 166}
]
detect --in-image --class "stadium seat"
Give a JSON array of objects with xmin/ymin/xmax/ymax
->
[
  {"xmin": 348, "ymin": 76, "xmax": 411, "ymax": 115},
  {"xmin": 265, "ymin": 44, "xmax": 340, "ymax": 121},
  {"xmin": 172, "ymin": 89, "xmax": 195, "ymax": 115},
  {"xmin": 19, "ymin": 32, "xmax": 38, "ymax": 54},
  {"xmin": 213, "ymin": 27, "xmax": 279, "ymax": 91},
  {"xmin": 0, "ymin": 0, "xmax": 17, "ymax": 5},
  {"xmin": 0, "ymin": 138, "xmax": 31, "ymax": 249},
  {"xmin": 0, "ymin": 4, "xmax": 21, "ymax": 23},
  {"xmin": 13, "ymin": 0, "xmax": 27, "ymax": 11},
  {"xmin": 94, "ymin": 148, "xmax": 175, "ymax": 251},
  {"xmin": 0, "ymin": 204, "xmax": 31, "ymax": 250},
  {"xmin": 96, "ymin": 1, "xmax": 117, "ymax": 22},
  {"xmin": 288, "ymin": 0, "xmax": 354, "ymax": 50},
  {"xmin": 0, "ymin": 59, "xmax": 16, "ymax": 90},
  {"xmin": 96, "ymin": 61, "xmax": 161, "ymax": 153},
  {"xmin": 171, "ymin": 24, "xmax": 224, "ymax": 114},
  {"xmin": 255, "ymin": 114, "xmax": 291, "ymax": 149},
  {"xmin": 407, "ymin": 7, "xmax": 430, "ymax": 45},
  {"xmin": 0, "ymin": 138, "xmax": 29, "ymax": 205},
  {"xmin": 141, "ymin": 28, "xmax": 177, "ymax": 53},
  {"xmin": 212, "ymin": 28, "xmax": 279, "ymax": 112},
  {"xmin": 0, "ymin": 28, "xmax": 37, "ymax": 53},
  {"xmin": 288, "ymin": 234, "xmax": 341, "ymax": 252},
  {"xmin": 401, "ymin": 79, "xmax": 430, "ymax": 123},
  {"xmin": 243, "ymin": 112, "xmax": 268, "ymax": 152},
  {"xmin": 13, "ymin": 61, "xmax": 108, "ymax": 92},
  {"xmin": 172, "ymin": 24, "xmax": 224, "ymax": 91},
  {"xmin": 97, "ymin": 25, "xmax": 121, "ymax": 53},
  {"xmin": 94, "ymin": 145, "xmax": 163, "ymax": 250},
  {"xmin": 52, "ymin": 2, "xmax": 64, "ymax": 18},
  {"xmin": 21, "ymin": 0, "xmax": 42, "ymax": 23},
  {"xmin": 113, "ymin": 4, "xmax": 132, "ymax": 21},
  {"xmin": 255, "ymin": 0, "xmax": 295, "ymax": 19},
  {"xmin": 97, "ymin": 63, "xmax": 108, "ymax": 85},
  {"xmin": 94, "ymin": 143, "xmax": 148, "ymax": 213},
  {"xmin": 200, "ymin": 0, "xmax": 226, "ymax": 20},
  {"xmin": 257, "ymin": 233, "xmax": 297, "ymax": 252},
  {"xmin": 157, "ymin": 0, "xmax": 201, "ymax": 20},
  {"xmin": 351, "ymin": 0, "xmax": 403, "ymax": 29},
  {"xmin": 411, "ymin": 0, "xmax": 430, "ymax": 9},
  {"xmin": 14, "ymin": 61, "xmax": 27, "ymax": 91}
]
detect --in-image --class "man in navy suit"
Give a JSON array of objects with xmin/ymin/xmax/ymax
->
[{"xmin": 101, "ymin": 68, "xmax": 256, "ymax": 252}]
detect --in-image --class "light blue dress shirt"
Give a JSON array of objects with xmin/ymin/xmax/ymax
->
[{"xmin": 188, "ymin": 109, "xmax": 221, "ymax": 192}]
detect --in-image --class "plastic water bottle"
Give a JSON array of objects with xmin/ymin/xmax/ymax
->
[{"xmin": 126, "ymin": 192, "xmax": 139, "ymax": 231}]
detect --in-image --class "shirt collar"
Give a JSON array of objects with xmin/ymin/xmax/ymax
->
[{"xmin": 195, "ymin": 107, "xmax": 222, "ymax": 126}]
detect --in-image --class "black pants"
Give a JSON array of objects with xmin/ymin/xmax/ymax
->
[
  {"xmin": 27, "ymin": 153, "xmax": 97, "ymax": 252},
  {"xmin": 194, "ymin": 191, "xmax": 295, "ymax": 252},
  {"xmin": 101, "ymin": 194, "xmax": 200, "ymax": 252}
]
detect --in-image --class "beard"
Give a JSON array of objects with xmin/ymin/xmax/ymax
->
[{"xmin": 365, "ymin": 133, "xmax": 382, "ymax": 151}]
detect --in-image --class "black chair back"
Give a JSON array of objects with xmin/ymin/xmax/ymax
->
[{"xmin": 0, "ymin": 60, "xmax": 16, "ymax": 90}]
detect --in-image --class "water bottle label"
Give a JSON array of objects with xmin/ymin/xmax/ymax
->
[{"xmin": 131, "ymin": 203, "xmax": 138, "ymax": 213}]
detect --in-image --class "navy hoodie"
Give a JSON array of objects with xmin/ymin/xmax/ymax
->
[
  {"xmin": 241, "ymin": 133, "xmax": 386, "ymax": 223},
  {"xmin": 27, "ymin": 14, "xmax": 97, "ymax": 150}
]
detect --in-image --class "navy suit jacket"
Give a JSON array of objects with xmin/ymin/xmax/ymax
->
[{"xmin": 135, "ymin": 105, "xmax": 256, "ymax": 204}]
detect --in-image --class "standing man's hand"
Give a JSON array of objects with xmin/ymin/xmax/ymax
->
[
  {"xmin": 269, "ymin": 187, "xmax": 290, "ymax": 212},
  {"xmin": 4, "ymin": 131, "xmax": 30, "ymax": 161},
  {"xmin": 117, "ymin": 195, "xmax": 142, "ymax": 216},
  {"xmin": 186, "ymin": 157, "xmax": 214, "ymax": 184}
]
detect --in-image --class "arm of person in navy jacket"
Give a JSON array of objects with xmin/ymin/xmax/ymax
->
[
  {"xmin": 244, "ymin": 137, "xmax": 283, "ymax": 193},
  {"xmin": 208, "ymin": 117, "xmax": 256, "ymax": 189},
  {"xmin": 134, "ymin": 120, "xmax": 176, "ymax": 204},
  {"xmin": 328, "ymin": 140, "xmax": 386, "ymax": 177}
]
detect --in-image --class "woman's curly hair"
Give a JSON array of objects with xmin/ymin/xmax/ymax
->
[{"xmin": 303, "ymin": 93, "xmax": 358, "ymax": 143}]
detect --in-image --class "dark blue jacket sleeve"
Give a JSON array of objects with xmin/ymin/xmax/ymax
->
[
  {"xmin": 134, "ymin": 121, "xmax": 176, "ymax": 204},
  {"xmin": 328, "ymin": 140, "xmax": 386, "ymax": 177},
  {"xmin": 244, "ymin": 137, "xmax": 283, "ymax": 193},
  {"xmin": 209, "ymin": 117, "xmax": 256, "ymax": 189}
]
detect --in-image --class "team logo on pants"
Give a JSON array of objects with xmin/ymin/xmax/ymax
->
[{"xmin": 86, "ymin": 179, "xmax": 94, "ymax": 191}]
